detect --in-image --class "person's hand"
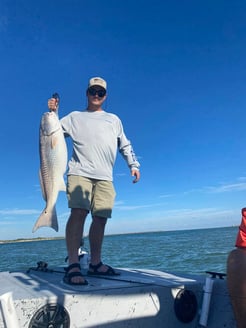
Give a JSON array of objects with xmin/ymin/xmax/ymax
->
[
  {"xmin": 131, "ymin": 169, "xmax": 140, "ymax": 183},
  {"xmin": 48, "ymin": 97, "xmax": 59, "ymax": 112}
]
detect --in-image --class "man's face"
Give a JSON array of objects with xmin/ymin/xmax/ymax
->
[{"xmin": 87, "ymin": 86, "xmax": 106, "ymax": 105}]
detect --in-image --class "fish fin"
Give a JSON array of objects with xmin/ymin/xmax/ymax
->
[
  {"xmin": 51, "ymin": 135, "xmax": 58, "ymax": 149},
  {"xmin": 32, "ymin": 206, "xmax": 58, "ymax": 232},
  {"xmin": 39, "ymin": 169, "xmax": 47, "ymax": 201}
]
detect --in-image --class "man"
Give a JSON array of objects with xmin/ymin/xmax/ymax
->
[{"xmin": 48, "ymin": 77, "xmax": 140, "ymax": 285}]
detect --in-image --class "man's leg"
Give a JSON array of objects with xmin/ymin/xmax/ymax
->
[
  {"xmin": 89, "ymin": 215, "xmax": 109, "ymax": 272},
  {"xmin": 66, "ymin": 208, "xmax": 87, "ymax": 283},
  {"xmin": 88, "ymin": 180, "xmax": 115, "ymax": 273}
]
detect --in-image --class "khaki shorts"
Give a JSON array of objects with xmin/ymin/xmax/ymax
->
[{"xmin": 66, "ymin": 175, "xmax": 116, "ymax": 218}]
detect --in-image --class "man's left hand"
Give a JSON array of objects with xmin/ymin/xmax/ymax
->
[{"xmin": 131, "ymin": 170, "xmax": 140, "ymax": 183}]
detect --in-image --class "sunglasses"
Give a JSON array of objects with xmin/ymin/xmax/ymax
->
[{"xmin": 88, "ymin": 88, "xmax": 106, "ymax": 98}]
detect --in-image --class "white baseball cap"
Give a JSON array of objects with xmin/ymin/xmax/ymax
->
[{"xmin": 88, "ymin": 77, "xmax": 107, "ymax": 90}]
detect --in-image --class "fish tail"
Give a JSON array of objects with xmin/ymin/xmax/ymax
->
[{"xmin": 32, "ymin": 206, "xmax": 59, "ymax": 232}]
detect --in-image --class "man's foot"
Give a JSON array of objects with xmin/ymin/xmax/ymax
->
[
  {"xmin": 87, "ymin": 261, "xmax": 120, "ymax": 276},
  {"xmin": 63, "ymin": 263, "xmax": 88, "ymax": 285}
]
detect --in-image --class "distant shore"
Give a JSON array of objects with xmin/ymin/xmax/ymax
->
[{"xmin": 0, "ymin": 236, "xmax": 65, "ymax": 244}]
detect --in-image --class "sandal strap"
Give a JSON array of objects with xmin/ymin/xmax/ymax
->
[
  {"xmin": 89, "ymin": 261, "xmax": 103, "ymax": 270},
  {"xmin": 67, "ymin": 271, "xmax": 83, "ymax": 279},
  {"xmin": 65, "ymin": 262, "xmax": 81, "ymax": 272}
]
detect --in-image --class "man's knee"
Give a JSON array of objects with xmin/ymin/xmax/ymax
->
[
  {"xmin": 92, "ymin": 215, "xmax": 107, "ymax": 226},
  {"xmin": 71, "ymin": 208, "xmax": 88, "ymax": 219}
]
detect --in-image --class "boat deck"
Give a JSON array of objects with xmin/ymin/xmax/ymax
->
[{"xmin": 0, "ymin": 266, "xmax": 236, "ymax": 327}]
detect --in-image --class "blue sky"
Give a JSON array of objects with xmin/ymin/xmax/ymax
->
[{"xmin": 0, "ymin": 0, "xmax": 246, "ymax": 240}]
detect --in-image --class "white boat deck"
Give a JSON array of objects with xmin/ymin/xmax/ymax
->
[{"xmin": 0, "ymin": 266, "xmax": 236, "ymax": 327}]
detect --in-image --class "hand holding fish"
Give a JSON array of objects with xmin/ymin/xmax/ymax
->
[{"xmin": 48, "ymin": 97, "xmax": 59, "ymax": 112}]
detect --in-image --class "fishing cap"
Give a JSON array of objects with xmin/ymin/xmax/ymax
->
[{"xmin": 88, "ymin": 77, "xmax": 107, "ymax": 91}]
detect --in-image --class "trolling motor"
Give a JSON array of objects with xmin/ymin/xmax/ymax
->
[
  {"xmin": 26, "ymin": 261, "xmax": 49, "ymax": 273},
  {"xmin": 26, "ymin": 261, "xmax": 64, "ymax": 274}
]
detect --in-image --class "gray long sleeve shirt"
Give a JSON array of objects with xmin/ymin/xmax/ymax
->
[{"xmin": 60, "ymin": 110, "xmax": 140, "ymax": 181}]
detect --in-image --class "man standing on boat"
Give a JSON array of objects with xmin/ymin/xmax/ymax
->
[{"xmin": 48, "ymin": 77, "xmax": 140, "ymax": 285}]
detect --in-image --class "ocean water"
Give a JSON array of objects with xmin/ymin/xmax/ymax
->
[{"xmin": 0, "ymin": 226, "xmax": 238, "ymax": 275}]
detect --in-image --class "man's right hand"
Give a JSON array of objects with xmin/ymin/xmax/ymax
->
[{"xmin": 48, "ymin": 97, "xmax": 59, "ymax": 111}]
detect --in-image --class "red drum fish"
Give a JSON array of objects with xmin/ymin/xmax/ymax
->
[{"xmin": 33, "ymin": 109, "xmax": 67, "ymax": 232}]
